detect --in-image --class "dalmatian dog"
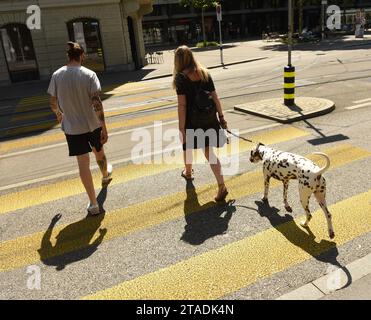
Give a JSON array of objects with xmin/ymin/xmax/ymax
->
[{"xmin": 250, "ymin": 143, "xmax": 335, "ymax": 239}]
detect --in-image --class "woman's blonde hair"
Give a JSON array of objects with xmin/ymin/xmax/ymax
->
[{"xmin": 172, "ymin": 45, "xmax": 209, "ymax": 89}]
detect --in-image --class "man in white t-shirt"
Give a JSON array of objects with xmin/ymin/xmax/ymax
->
[{"xmin": 47, "ymin": 42, "xmax": 112, "ymax": 216}]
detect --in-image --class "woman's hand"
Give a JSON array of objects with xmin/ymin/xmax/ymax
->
[{"xmin": 219, "ymin": 114, "xmax": 228, "ymax": 130}]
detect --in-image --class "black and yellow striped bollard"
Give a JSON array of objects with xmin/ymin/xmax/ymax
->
[{"xmin": 284, "ymin": 66, "xmax": 295, "ymax": 106}]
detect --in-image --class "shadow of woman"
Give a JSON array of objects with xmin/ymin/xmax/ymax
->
[
  {"xmin": 38, "ymin": 187, "xmax": 108, "ymax": 271},
  {"xmin": 181, "ymin": 181, "xmax": 236, "ymax": 246},
  {"xmin": 252, "ymin": 200, "xmax": 352, "ymax": 290}
]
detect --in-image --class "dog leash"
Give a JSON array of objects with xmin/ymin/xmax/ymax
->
[{"xmin": 225, "ymin": 129, "xmax": 256, "ymax": 143}]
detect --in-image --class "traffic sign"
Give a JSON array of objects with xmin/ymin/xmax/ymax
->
[{"xmin": 216, "ymin": 4, "xmax": 222, "ymax": 21}]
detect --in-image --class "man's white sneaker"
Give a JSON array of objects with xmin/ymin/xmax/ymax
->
[
  {"xmin": 102, "ymin": 163, "xmax": 113, "ymax": 187},
  {"xmin": 87, "ymin": 203, "xmax": 100, "ymax": 216}
]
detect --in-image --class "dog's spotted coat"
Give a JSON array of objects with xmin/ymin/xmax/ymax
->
[{"xmin": 250, "ymin": 143, "xmax": 335, "ymax": 239}]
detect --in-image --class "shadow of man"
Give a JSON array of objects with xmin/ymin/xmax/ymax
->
[
  {"xmin": 38, "ymin": 187, "xmax": 108, "ymax": 271},
  {"xmin": 253, "ymin": 200, "xmax": 352, "ymax": 289},
  {"xmin": 181, "ymin": 181, "xmax": 236, "ymax": 246}
]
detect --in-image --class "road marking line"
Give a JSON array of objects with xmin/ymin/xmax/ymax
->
[
  {"xmin": 82, "ymin": 190, "xmax": 371, "ymax": 300},
  {"xmin": 346, "ymin": 102, "xmax": 371, "ymax": 110},
  {"xmin": 10, "ymin": 110, "xmax": 53, "ymax": 123},
  {"xmin": 16, "ymin": 84, "xmax": 169, "ymax": 108},
  {"xmin": 2, "ymin": 122, "xmax": 57, "ymax": 137},
  {"xmin": 105, "ymin": 97, "xmax": 176, "ymax": 112},
  {"xmin": 0, "ymin": 145, "xmax": 368, "ymax": 274},
  {"xmin": 353, "ymin": 98, "xmax": 371, "ymax": 104},
  {"xmin": 105, "ymin": 101, "xmax": 176, "ymax": 117},
  {"xmin": 0, "ymin": 126, "xmax": 309, "ymax": 211},
  {"xmin": 0, "ymin": 121, "xmax": 278, "ymax": 160},
  {"xmin": 0, "ymin": 111, "xmax": 177, "ymax": 154},
  {"xmin": 10, "ymin": 100, "xmax": 176, "ymax": 124},
  {"xmin": 0, "ymin": 120, "xmax": 180, "ymax": 160}
]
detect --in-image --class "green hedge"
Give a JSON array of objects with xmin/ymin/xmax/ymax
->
[{"xmin": 196, "ymin": 41, "xmax": 220, "ymax": 48}]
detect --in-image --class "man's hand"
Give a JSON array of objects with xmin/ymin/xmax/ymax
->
[
  {"xmin": 101, "ymin": 126, "xmax": 108, "ymax": 145},
  {"xmin": 50, "ymin": 97, "xmax": 63, "ymax": 124},
  {"xmin": 56, "ymin": 111, "xmax": 63, "ymax": 124}
]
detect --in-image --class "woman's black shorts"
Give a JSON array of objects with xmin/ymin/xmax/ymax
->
[{"xmin": 182, "ymin": 127, "xmax": 227, "ymax": 151}]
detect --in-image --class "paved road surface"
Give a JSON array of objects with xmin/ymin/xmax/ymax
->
[{"xmin": 0, "ymin": 40, "xmax": 370, "ymax": 299}]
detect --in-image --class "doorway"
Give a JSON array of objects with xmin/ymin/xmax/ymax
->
[
  {"xmin": 127, "ymin": 17, "xmax": 140, "ymax": 70},
  {"xmin": 0, "ymin": 23, "xmax": 39, "ymax": 83},
  {"xmin": 67, "ymin": 18, "xmax": 105, "ymax": 72}
]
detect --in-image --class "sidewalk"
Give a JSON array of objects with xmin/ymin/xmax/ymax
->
[
  {"xmin": 277, "ymin": 253, "xmax": 371, "ymax": 300},
  {"xmin": 321, "ymin": 273, "xmax": 371, "ymax": 300}
]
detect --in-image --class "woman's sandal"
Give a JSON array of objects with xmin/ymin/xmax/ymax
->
[
  {"xmin": 215, "ymin": 184, "xmax": 229, "ymax": 202},
  {"xmin": 181, "ymin": 169, "xmax": 194, "ymax": 181}
]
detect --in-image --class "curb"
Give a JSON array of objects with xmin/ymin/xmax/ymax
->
[
  {"xmin": 140, "ymin": 57, "xmax": 268, "ymax": 82},
  {"xmin": 234, "ymin": 97, "xmax": 335, "ymax": 124},
  {"xmin": 276, "ymin": 253, "xmax": 371, "ymax": 300}
]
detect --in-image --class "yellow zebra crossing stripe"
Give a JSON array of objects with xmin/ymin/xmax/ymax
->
[
  {"xmin": 10, "ymin": 100, "xmax": 176, "ymax": 124},
  {"xmin": 0, "ymin": 144, "xmax": 368, "ymax": 273},
  {"xmin": 0, "ymin": 127, "xmax": 309, "ymax": 215},
  {"xmin": 109, "ymin": 90, "xmax": 174, "ymax": 103},
  {"xmin": 105, "ymin": 101, "xmax": 175, "ymax": 117},
  {"xmin": 16, "ymin": 83, "xmax": 169, "ymax": 110},
  {"xmin": 83, "ymin": 190, "xmax": 371, "ymax": 300},
  {"xmin": 2, "ymin": 122, "xmax": 57, "ymax": 138},
  {"xmin": 11, "ymin": 110, "xmax": 54, "ymax": 123}
]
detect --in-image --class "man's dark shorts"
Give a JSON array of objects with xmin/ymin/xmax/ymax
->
[{"xmin": 65, "ymin": 127, "xmax": 103, "ymax": 156}]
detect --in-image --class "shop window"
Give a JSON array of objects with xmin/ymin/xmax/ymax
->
[
  {"xmin": 143, "ymin": 25, "xmax": 164, "ymax": 45},
  {"xmin": 67, "ymin": 18, "xmax": 105, "ymax": 72},
  {"xmin": 0, "ymin": 23, "xmax": 39, "ymax": 83}
]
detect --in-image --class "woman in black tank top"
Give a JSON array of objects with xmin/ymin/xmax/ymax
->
[{"xmin": 173, "ymin": 45, "xmax": 229, "ymax": 202}]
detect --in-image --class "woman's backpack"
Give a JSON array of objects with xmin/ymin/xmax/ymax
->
[{"xmin": 182, "ymin": 72, "xmax": 218, "ymax": 129}]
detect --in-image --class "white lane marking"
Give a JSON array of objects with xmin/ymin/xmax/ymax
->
[
  {"xmin": 0, "ymin": 108, "xmax": 238, "ymax": 159},
  {"xmin": 0, "ymin": 120, "xmax": 180, "ymax": 160},
  {"xmin": 346, "ymin": 102, "xmax": 371, "ymax": 110},
  {"xmin": 0, "ymin": 123, "xmax": 281, "ymax": 192},
  {"xmin": 353, "ymin": 98, "xmax": 371, "ymax": 104}
]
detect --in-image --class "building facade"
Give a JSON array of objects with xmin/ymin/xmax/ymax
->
[
  {"xmin": 0, "ymin": 0, "xmax": 153, "ymax": 85},
  {"xmin": 143, "ymin": 0, "xmax": 371, "ymax": 47}
]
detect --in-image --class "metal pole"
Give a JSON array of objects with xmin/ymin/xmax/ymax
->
[
  {"xmin": 321, "ymin": 2, "xmax": 325, "ymax": 40},
  {"xmin": 219, "ymin": 19, "xmax": 224, "ymax": 65},
  {"xmin": 202, "ymin": 7, "xmax": 206, "ymax": 46},
  {"xmin": 284, "ymin": 0, "xmax": 295, "ymax": 107},
  {"xmin": 288, "ymin": 0, "xmax": 292, "ymax": 66}
]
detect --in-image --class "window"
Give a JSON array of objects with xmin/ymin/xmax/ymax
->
[
  {"xmin": 0, "ymin": 23, "xmax": 39, "ymax": 82},
  {"xmin": 67, "ymin": 19, "xmax": 105, "ymax": 72}
]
